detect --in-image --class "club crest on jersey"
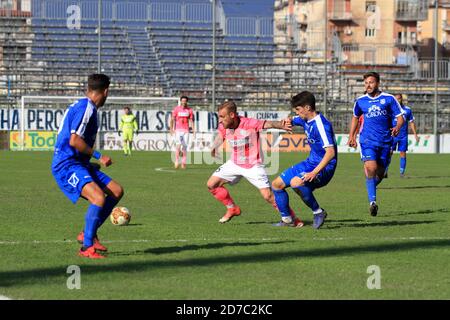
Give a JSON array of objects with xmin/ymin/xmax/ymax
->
[
  {"xmin": 68, "ymin": 173, "xmax": 79, "ymax": 188},
  {"xmin": 380, "ymin": 99, "xmax": 386, "ymax": 105}
]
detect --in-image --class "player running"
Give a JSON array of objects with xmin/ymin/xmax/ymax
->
[
  {"xmin": 170, "ymin": 96, "xmax": 195, "ymax": 169},
  {"xmin": 384, "ymin": 94, "xmax": 420, "ymax": 178},
  {"xmin": 271, "ymin": 91, "xmax": 337, "ymax": 229},
  {"xmin": 348, "ymin": 72, "xmax": 404, "ymax": 217},
  {"xmin": 51, "ymin": 74, "xmax": 124, "ymax": 259},
  {"xmin": 207, "ymin": 100, "xmax": 302, "ymax": 226},
  {"xmin": 119, "ymin": 106, "xmax": 138, "ymax": 156}
]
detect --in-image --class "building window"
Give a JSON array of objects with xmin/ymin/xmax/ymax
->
[
  {"xmin": 366, "ymin": 1, "xmax": 377, "ymax": 13},
  {"xmin": 365, "ymin": 28, "xmax": 376, "ymax": 37}
]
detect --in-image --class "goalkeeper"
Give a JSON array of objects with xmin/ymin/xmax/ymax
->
[{"xmin": 119, "ymin": 106, "xmax": 138, "ymax": 156}]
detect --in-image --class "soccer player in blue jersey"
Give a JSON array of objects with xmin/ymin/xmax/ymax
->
[
  {"xmin": 51, "ymin": 74, "xmax": 124, "ymax": 259},
  {"xmin": 348, "ymin": 72, "xmax": 404, "ymax": 217},
  {"xmin": 272, "ymin": 91, "xmax": 337, "ymax": 229},
  {"xmin": 385, "ymin": 94, "xmax": 420, "ymax": 178}
]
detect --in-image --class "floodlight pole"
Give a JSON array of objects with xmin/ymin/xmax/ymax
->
[
  {"xmin": 98, "ymin": 0, "xmax": 102, "ymax": 73},
  {"xmin": 433, "ymin": 0, "xmax": 439, "ymax": 153},
  {"xmin": 212, "ymin": 0, "xmax": 217, "ymax": 112}
]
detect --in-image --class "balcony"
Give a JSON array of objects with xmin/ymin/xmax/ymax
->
[
  {"xmin": 443, "ymin": 21, "xmax": 450, "ymax": 32},
  {"xmin": 329, "ymin": 11, "xmax": 353, "ymax": 22},
  {"xmin": 395, "ymin": 0, "xmax": 428, "ymax": 21},
  {"xmin": 395, "ymin": 38, "xmax": 420, "ymax": 47}
]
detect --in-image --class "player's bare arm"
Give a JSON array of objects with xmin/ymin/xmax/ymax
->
[
  {"xmin": 391, "ymin": 115, "xmax": 405, "ymax": 137},
  {"xmin": 210, "ymin": 133, "xmax": 225, "ymax": 158},
  {"xmin": 410, "ymin": 121, "xmax": 420, "ymax": 142},
  {"xmin": 263, "ymin": 120, "xmax": 292, "ymax": 132},
  {"xmin": 69, "ymin": 133, "xmax": 112, "ymax": 167},
  {"xmin": 169, "ymin": 116, "xmax": 175, "ymax": 135},
  {"xmin": 189, "ymin": 118, "xmax": 195, "ymax": 135},
  {"xmin": 302, "ymin": 147, "xmax": 336, "ymax": 182},
  {"xmin": 348, "ymin": 116, "xmax": 359, "ymax": 148}
]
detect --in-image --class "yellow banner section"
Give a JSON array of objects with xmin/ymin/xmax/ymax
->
[{"xmin": 10, "ymin": 131, "xmax": 57, "ymax": 151}]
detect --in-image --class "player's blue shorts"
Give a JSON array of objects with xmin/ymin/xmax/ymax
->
[
  {"xmin": 280, "ymin": 160, "xmax": 336, "ymax": 191},
  {"xmin": 52, "ymin": 162, "xmax": 112, "ymax": 204},
  {"xmin": 360, "ymin": 144, "xmax": 391, "ymax": 168},
  {"xmin": 391, "ymin": 136, "xmax": 408, "ymax": 152}
]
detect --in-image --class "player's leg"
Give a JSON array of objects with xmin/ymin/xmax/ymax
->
[
  {"xmin": 122, "ymin": 136, "xmax": 129, "ymax": 155},
  {"xmin": 79, "ymin": 181, "xmax": 107, "ymax": 258},
  {"xmin": 98, "ymin": 180, "xmax": 124, "ymax": 229},
  {"xmin": 361, "ymin": 144, "xmax": 379, "ymax": 216},
  {"xmin": 398, "ymin": 138, "xmax": 408, "ymax": 177},
  {"xmin": 207, "ymin": 161, "xmax": 242, "ymax": 223},
  {"xmin": 290, "ymin": 174, "xmax": 328, "ymax": 229},
  {"xmin": 399, "ymin": 151, "xmax": 407, "ymax": 176},
  {"xmin": 270, "ymin": 177, "xmax": 303, "ymax": 227},
  {"xmin": 128, "ymin": 132, "xmax": 134, "ymax": 155},
  {"xmin": 384, "ymin": 141, "xmax": 396, "ymax": 178},
  {"xmin": 174, "ymin": 132, "xmax": 181, "ymax": 168},
  {"xmin": 124, "ymin": 130, "xmax": 133, "ymax": 155},
  {"xmin": 181, "ymin": 133, "xmax": 189, "ymax": 169}
]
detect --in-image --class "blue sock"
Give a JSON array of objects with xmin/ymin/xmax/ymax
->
[
  {"xmin": 400, "ymin": 157, "xmax": 406, "ymax": 174},
  {"xmin": 366, "ymin": 178, "xmax": 377, "ymax": 203},
  {"xmin": 83, "ymin": 204, "xmax": 103, "ymax": 248},
  {"xmin": 295, "ymin": 186, "xmax": 320, "ymax": 212},
  {"xmin": 375, "ymin": 176, "xmax": 382, "ymax": 186},
  {"xmin": 97, "ymin": 196, "xmax": 119, "ymax": 230},
  {"xmin": 272, "ymin": 188, "xmax": 291, "ymax": 218}
]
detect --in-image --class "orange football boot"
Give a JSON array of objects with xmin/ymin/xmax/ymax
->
[
  {"xmin": 219, "ymin": 206, "xmax": 241, "ymax": 223},
  {"xmin": 77, "ymin": 231, "xmax": 108, "ymax": 252},
  {"xmin": 78, "ymin": 246, "xmax": 106, "ymax": 259}
]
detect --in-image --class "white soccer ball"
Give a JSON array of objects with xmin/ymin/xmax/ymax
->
[{"xmin": 110, "ymin": 207, "xmax": 131, "ymax": 226}]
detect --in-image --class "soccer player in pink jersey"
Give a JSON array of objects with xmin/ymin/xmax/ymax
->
[
  {"xmin": 207, "ymin": 101, "xmax": 303, "ymax": 226},
  {"xmin": 170, "ymin": 96, "xmax": 195, "ymax": 169}
]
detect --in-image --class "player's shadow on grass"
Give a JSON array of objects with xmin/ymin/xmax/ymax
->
[
  {"xmin": 1, "ymin": 239, "xmax": 450, "ymax": 288},
  {"xmin": 324, "ymin": 220, "xmax": 439, "ymax": 230},
  {"xmin": 379, "ymin": 185, "xmax": 450, "ymax": 190},
  {"xmin": 118, "ymin": 241, "xmax": 293, "ymax": 256},
  {"xmin": 389, "ymin": 208, "xmax": 450, "ymax": 217}
]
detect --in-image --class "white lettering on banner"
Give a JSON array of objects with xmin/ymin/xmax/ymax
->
[
  {"xmin": 1, "ymin": 109, "xmax": 292, "ymax": 132},
  {"xmin": 334, "ymin": 134, "xmax": 436, "ymax": 153},
  {"xmin": 102, "ymin": 132, "xmax": 215, "ymax": 152}
]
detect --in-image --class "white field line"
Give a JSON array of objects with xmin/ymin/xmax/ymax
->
[
  {"xmin": 0, "ymin": 236, "xmax": 449, "ymax": 246},
  {"xmin": 155, "ymin": 167, "xmax": 177, "ymax": 173}
]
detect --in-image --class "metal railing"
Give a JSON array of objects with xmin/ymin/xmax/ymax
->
[{"xmin": 395, "ymin": 0, "xmax": 428, "ymax": 21}]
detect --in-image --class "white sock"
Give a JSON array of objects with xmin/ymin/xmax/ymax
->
[
  {"xmin": 282, "ymin": 216, "xmax": 293, "ymax": 223},
  {"xmin": 313, "ymin": 208, "xmax": 323, "ymax": 215}
]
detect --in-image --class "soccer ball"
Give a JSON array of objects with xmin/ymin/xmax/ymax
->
[{"xmin": 110, "ymin": 207, "xmax": 131, "ymax": 226}]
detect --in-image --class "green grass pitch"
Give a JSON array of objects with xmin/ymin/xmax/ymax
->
[{"xmin": 0, "ymin": 151, "xmax": 449, "ymax": 299}]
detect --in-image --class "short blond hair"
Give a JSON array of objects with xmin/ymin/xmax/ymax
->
[{"xmin": 218, "ymin": 100, "xmax": 237, "ymax": 114}]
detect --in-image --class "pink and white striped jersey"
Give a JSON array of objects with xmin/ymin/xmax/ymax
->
[{"xmin": 218, "ymin": 116, "xmax": 266, "ymax": 169}]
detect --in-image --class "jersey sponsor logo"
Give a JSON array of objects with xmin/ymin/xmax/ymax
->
[
  {"xmin": 227, "ymin": 137, "xmax": 250, "ymax": 147},
  {"xmin": 68, "ymin": 173, "xmax": 80, "ymax": 188},
  {"xmin": 366, "ymin": 105, "xmax": 387, "ymax": 118},
  {"xmin": 177, "ymin": 112, "xmax": 190, "ymax": 117}
]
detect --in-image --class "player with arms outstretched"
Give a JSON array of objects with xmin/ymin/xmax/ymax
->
[
  {"xmin": 51, "ymin": 74, "xmax": 124, "ymax": 259},
  {"xmin": 170, "ymin": 96, "xmax": 195, "ymax": 169},
  {"xmin": 271, "ymin": 91, "xmax": 337, "ymax": 229},
  {"xmin": 207, "ymin": 100, "xmax": 303, "ymax": 226},
  {"xmin": 348, "ymin": 72, "xmax": 404, "ymax": 216}
]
